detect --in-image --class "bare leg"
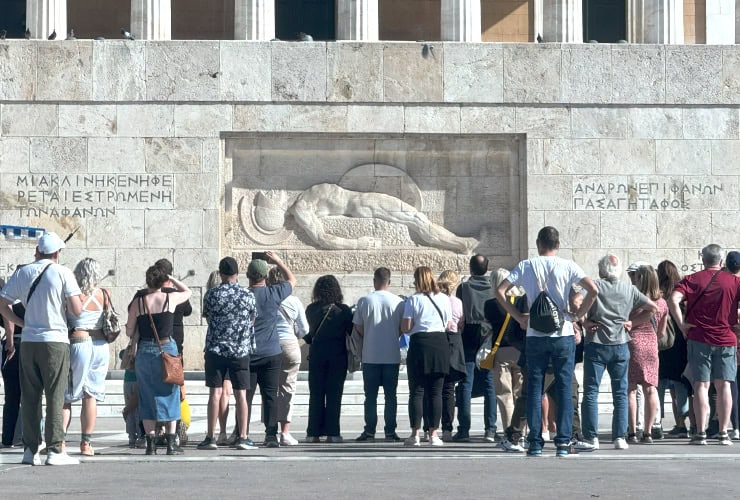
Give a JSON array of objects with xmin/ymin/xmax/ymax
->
[
  {"xmin": 143, "ymin": 419, "xmax": 157, "ymax": 434},
  {"xmin": 541, "ymin": 395, "xmax": 549, "ymax": 434},
  {"xmin": 219, "ymin": 380, "xmax": 232, "ymax": 434},
  {"xmin": 234, "ymin": 389, "xmax": 249, "ymax": 438},
  {"xmin": 62, "ymin": 403, "xmax": 72, "ymax": 434},
  {"xmin": 628, "ymin": 387, "xmax": 637, "ymax": 434},
  {"xmin": 714, "ymin": 379, "xmax": 732, "ymax": 433},
  {"xmin": 281, "ymin": 421, "xmax": 291, "ymax": 434},
  {"xmin": 693, "ymin": 381, "xmax": 711, "ymax": 432},
  {"xmin": 81, "ymin": 395, "xmax": 96, "ymax": 435},
  {"xmin": 643, "ymin": 385, "xmax": 658, "ymax": 439},
  {"xmin": 207, "ymin": 387, "xmax": 223, "ymax": 438}
]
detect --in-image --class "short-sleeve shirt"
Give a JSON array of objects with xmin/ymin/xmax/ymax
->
[
  {"xmin": 353, "ymin": 290, "xmax": 404, "ymax": 364},
  {"xmin": 506, "ymin": 255, "xmax": 587, "ymax": 338},
  {"xmin": 448, "ymin": 295, "xmax": 464, "ymax": 333},
  {"xmin": 203, "ymin": 282, "xmax": 257, "ymax": 359},
  {"xmin": 276, "ymin": 295, "xmax": 309, "ymax": 342},
  {"xmin": 403, "ymin": 292, "xmax": 451, "ymax": 335},
  {"xmin": 586, "ymin": 278, "xmax": 648, "ymax": 345},
  {"xmin": 251, "ymin": 282, "xmax": 293, "ymax": 360},
  {"xmin": 0, "ymin": 260, "xmax": 81, "ymax": 343},
  {"xmin": 674, "ymin": 269, "xmax": 740, "ymax": 347}
]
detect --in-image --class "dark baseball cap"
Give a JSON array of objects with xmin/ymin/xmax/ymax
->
[
  {"xmin": 219, "ymin": 257, "xmax": 239, "ymax": 276},
  {"xmin": 726, "ymin": 251, "xmax": 740, "ymax": 272}
]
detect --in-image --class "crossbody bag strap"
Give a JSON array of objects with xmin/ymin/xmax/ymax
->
[
  {"xmin": 493, "ymin": 296, "xmax": 515, "ymax": 349},
  {"xmin": 424, "ymin": 293, "xmax": 446, "ymax": 330},
  {"xmin": 278, "ymin": 304, "xmax": 293, "ymax": 324},
  {"xmin": 686, "ymin": 270, "xmax": 721, "ymax": 317},
  {"xmin": 313, "ymin": 304, "xmax": 334, "ymax": 339},
  {"xmin": 26, "ymin": 263, "xmax": 52, "ymax": 304},
  {"xmin": 142, "ymin": 295, "xmax": 164, "ymax": 355}
]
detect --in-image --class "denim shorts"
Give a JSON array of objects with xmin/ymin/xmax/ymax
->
[
  {"xmin": 687, "ymin": 340, "xmax": 738, "ymax": 382},
  {"xmin": 135, "ymin": 340, "xmax": 181, "ymax": 422}
]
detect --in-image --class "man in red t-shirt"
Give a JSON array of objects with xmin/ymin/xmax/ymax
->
[{"xmin": 669, "ymin": 244, "xmax": 740, "ymax": 446}]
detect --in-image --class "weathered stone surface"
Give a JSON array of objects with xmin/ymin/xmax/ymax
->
[
  {"xmin": 599, "ymin": 139, "xmax": 656, "ymax": 175},
  {"xmin": 117, "ymin": 104, "xmax": 174, "ymax": 137},
  {"xmin": 92, "ymin": 41, "xmax": 146, "ymax": 101},
  {"xmin": 526, "ymin": 139, "xmax": 544, "ymax": 175},
  {"xmin": 516, "ymin": 106, "xmax": 570, "ymax": 138},
  {"xmin": 88, "ymin": 138, "xmax": 146, "ymax": 173},
  {"xmin": 404, "ymin": 106, "xmax": 460, "ymax": 133},
  {"xmin": 174, "ymin": 105, "xmax": 233, "ymax": 137},
  {"xmin": 561, "ymin": 45, "xmax": 612, "ymax": 104},
  {"xmin": 503, "ymin": 45, "xmax": 561, "ymax": 103},
  {"xmin": 444, "ymin": 43, "xmax": 503, "ymax": 103},
  {"xmin": 58, "ymin": 105, "xmax": 117, "ymax": 137},
  {"xmin": 30, "ymin": 138, "xmax": 87, "ymax": 173},
  {"xmin": 571, "ymin": 107, "xmax": 629, "ymax": 139},
  {"xmin": 721, "ymin": 47, "xmax": 740, "ymax": 104},
  {"xmin": 572, "ymin": 248, "xmax": 628, "ymax": 276},
  {"xmin": 0, "ymin": 42, "xmax": 37, "ymax": 100},
  {"xmin": 288, "ymin": 105, "xmax": 348, "ymax": 132},
  {"xmin": 36, "ymin": 42, "xmax": 93, "ymax": 101},
  {"xmin": 711, "ymin": 140, "xmax": 740, "ymax": 174},
  {"xmin": 544, "ymin": 210, "xmax": 600, "ymax": 248},
  {"xmin": 115, "ymin": 248, "xmax": 175, "ymax": 287},
  {"xmin": 173, "ymin": 249, "xmax": 220, "ymax": 289},
  {"xmin": 655, "ymin": 140, "xmax": 711, "ymax": 175},
  {"xmin": 219, "ymin": 41, "xmax": 271, "ymax": 101},
  {"xmin": 710, "ymin": 210, "xmax": 740, "ymax": 248},
  {"xmin": 202, "ymin": 139, "xmax": 222, "ymax": 173},
  {"xmin": 233, "ymin": 104, "xmax": 291, "ymax": 131},
  {"xmin": 460, "ymin": 106, "xmax": 516, "ymax": 133},
  {"xmin": 86, "ymin": 210, "xmax": 145, "ymax": 248},
  {"xmin": 383, "ymin": 43, "xmax": 443, "ymax": 102},
  {"xmin": 527, "ymin": 175, "xmax": 572, "ymax": 210},
  {"xmin": 600, "ymin": 212, "xmax": 657, "ymax": 249},
  {"xmin": 327, "ymin": 43, "xmax": 383, "ymax": 102},
  {"xmin": 628, "ymin": 107, "xmax": 683, "ymax": 139},
  {"xmin": 682, "ymin": 108, "xmax": 739, "ymax": 139},
  {"xmin": 1, "ymin": 104, "xmax": 57, "ymax": 136},
  {"xmin": 176, "ymin": 173, "xmax": 219, "ymax": 209},
  {"xmin": 611, "ymin": 45, "xmax": 665, "ymax": 104},
  {"xmin": 0, "ymin": 138, "xmax": 30, "ymax": 173},
  {"xmin": 682, "ymin": 176, "xmax": 739, "ymax": 211},
  {"xmin": 347, "ymin": 105, "xmax": 404, "ymax": 133},
  {"xmin": 202, "ymin": 209, "xmax": 220, "ymax": 248},
  {"xmin": 271, "ymin": 43, "xmax": 327, "ymax": 101},
  {"xmin": 145, "ymin": 138, "xmax": 202, "ymax": 173},
  {"xmin": 145, "ymin": 209, "xmax": 203, "ymax": 248},
  {"xmin": 146, "ymin": 42, "xmax": 220, "ymax": 101},
  {"xmin": 666, "ymin": 46, "xmax": 723, "ymax": 104},
  {"xmin": 541, "ymin": 139, "xmax": 600, "ymax": 175},
  {"xmin": 656, "ymin": 211, "xmax": 710, "ymax": 249}
]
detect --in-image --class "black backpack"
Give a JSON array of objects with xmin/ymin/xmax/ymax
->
[{"xmin": 528, "ymin": 267, "xmax": 563, "ymax": 334}]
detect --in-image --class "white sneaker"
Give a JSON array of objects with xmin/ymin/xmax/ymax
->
[
  {"xmin": 45, "ymin": 450, "xmax": 80, "ymax": 465},
  {"xmin": 429, "ymin": 435, "xmax": 444, "ymax": 447},
  {"xmin": 574, "ymin": 437, "xmax": 599, "ymax": 451},
  {"xmin": 614, "ymin": 438, "xmax": 629, "ymax": 450},
  {"xmin": 404, "ymin": 434, "xmax": 420, "ymax": 447},
  {"xmin": 733, "ymin": 429, "xmax": 740, "ymax": 440},
  {"xmin": 21, "ymin": 448, "xmax": 41, "ymax": 466},
  {"xmin": 442, "ymin": 430, "xmax": 452, "ymax": 442},
  {"xmin": 280, "ymin": 433, "xmax": 299, "ymax": 446},
  {"xmin": 541, "ymin": 431, "xmax": 551, "ymax": 442},
  {"xmin": 500, "ymin": 438, "xmax": 524, "ymax": 452}
]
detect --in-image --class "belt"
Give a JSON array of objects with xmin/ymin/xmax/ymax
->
[{"xmin": 70, "ymin": 336, "xmax": 92, "ymax": 345}]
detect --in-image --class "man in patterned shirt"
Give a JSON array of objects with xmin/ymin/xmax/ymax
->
[{"xmin": 198, "ymin": 257, "xmax": 257, "ymax": 451}]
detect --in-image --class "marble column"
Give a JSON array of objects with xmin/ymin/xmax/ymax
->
[
  {"xmin": 533, "ymin": 0, "xmax": 583, "ymax": 43},
  {"xmin": 705, "ymin": 0, "xmax": 735, "ymax": 44},
  {"xmin": 26, "ymin": 0, "xmax": 67, "ymax": 39},
  {"xmin": 235, "ymin": 0, "xmax": 275, "ymax": 40},
  {"xmin": 441, "ymin": 0, "xmax": 481, "ymax": 42},
  {"xmin": 130, "ymin": 0, "xmax": 171, "ymax": 40},
  {"xmin": 336, "ymin": 0, "xmax": 379, "ymax": 40},
  {"xmin": 628, "ymin": 0, "xmax": 684, "ymax": 44}
]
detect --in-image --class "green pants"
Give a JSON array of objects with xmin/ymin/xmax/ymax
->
[{"xmin": 20, "ymin": 342, "xmax": 69, "ymax": 453}]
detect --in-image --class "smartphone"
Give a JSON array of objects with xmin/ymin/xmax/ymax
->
[{"xmin": 251, "ymin": 252, "xmax": 268, "ymax": 261}]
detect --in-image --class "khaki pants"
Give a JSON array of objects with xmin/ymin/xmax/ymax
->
[
  {"xmin": 277, "ymin": 338, "xmax": 301, "ymax": 423},
  {"xmin": 492, "ymin": 346, "xmax": 523, "ymax": 430},
  {"xmin": 20, "ymin": 341, "xmax": 69, "ymax": 453}
]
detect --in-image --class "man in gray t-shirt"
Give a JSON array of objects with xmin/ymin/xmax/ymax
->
[{"xmin": 578, "ymin": 254, "xmax": 657, "ymax": 451}]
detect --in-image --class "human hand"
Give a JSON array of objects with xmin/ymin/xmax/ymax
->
[
  {"xmin": 623, "ymin": 320, "xmax": 632, "ymax": 331},
  {"xmin": 680, "ymin": 321, "xmax": 695, "ymax": 335},
  {"xmin": 583, "ymin": 319, "xmax": 599, "ymax": 332},
  {"xmin": 264, "ymin": 251, "xmax": 280, "ymax": 265}
]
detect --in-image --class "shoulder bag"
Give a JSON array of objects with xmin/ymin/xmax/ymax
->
[
  {"xmin": 101, "ymin": 288, "xmax": 122, "ymax": 343},
  {"xmin": 426, "ymin": 293, "xmax": 466, "ymax": 381},
  {"xmin": 477, "ymin": 296, "xmax": 515, "ymax": 370},
  {"xmin": 529, "ymin": 265, "xmax": 563, "ymax": 334},
  {"xmin": 143, "ymin": 295, "xmax": 184, "ymax": 386}
]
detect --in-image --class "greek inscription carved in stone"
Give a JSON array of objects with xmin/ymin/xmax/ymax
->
[{"xmin": 572, "ymin": 179, "xmax": 723, "ymax": 211}]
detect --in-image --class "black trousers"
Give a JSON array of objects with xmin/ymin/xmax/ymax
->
[
  {"xmin": 409, "ymin": 371, "xmax": 445, "ymax": 431},
  {"xmin": 1, "ymin": 339, "xmax": 21, "ymax": 446},
  {"xmin": 246, "ymin": 354, "xmax": 281, "ymax": 438},
  {"xmin": 307, "ymin": 354, "xmax": 347, "ymax": 437},
  {"xmin": 440, "ymin": 379, "xmax": 457, "ymax": 432}
]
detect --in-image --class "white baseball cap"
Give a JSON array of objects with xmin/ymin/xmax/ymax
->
[
  {"xmin": 625, "ymin": 261, "xmax": 650, "ymax": 273},
  {"xmin": 37, "ymin": 232, "xmax": 66, "ymax": 254}
]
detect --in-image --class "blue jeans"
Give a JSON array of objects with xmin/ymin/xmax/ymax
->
[
  {"xmin": 525, "ymin": 336, "xmax": 575, "ymax": 449},
  {"xmin": 362, "ymin": 363, "xmax": 400, "ymax": 435},
  {"xmin": 457, "ymin": 361, "xmax": 496, "ymax": 435},
  {"xmin": 581, "ymin": 342, "xmax": 630, "ymax": 441}
]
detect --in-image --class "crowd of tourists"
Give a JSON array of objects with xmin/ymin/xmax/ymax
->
[{"xmin": 1, "ymin": 225, "xmax": 739, "ymax": 464}]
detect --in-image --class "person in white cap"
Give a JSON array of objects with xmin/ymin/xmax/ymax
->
[{"xmin": 0, "ymin": 232, "xmax": 83, "ymax": 466}]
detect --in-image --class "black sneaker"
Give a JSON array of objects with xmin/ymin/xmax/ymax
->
[
  {"xmin": 384, "ymin": 433, "xmax": 402, "ymax": 442},
  {"xmin": 651, "ymin": 425, "xmax": 664, "ymax": 440},
  {"xmin": 718, "ymin": 432, "xmax": 733, "ymax": 446},
  {"xmin": 451, "ymin": 432, "xmax": 470, "ymax": 442},
  {"xmin": 668, "ymin": 426, "xmax": 689, "ymax": 438},
  {"xmin": 556, "ymin": 443, "xmax": 577, "ymax": 457},
  {"xmin": 355, "ymin": 432, "xmax": 375, "ymax": 442},
  {"xmin": 197, "ymin": 436, "xmax": 218, "ymax": 450},
  {"xmin": 264, "ymin": 435, "xmax": 280, "ymax": 448},
  {"xmin": 235, "ymin": 437, "xmax": 258, "ymax": 450},
  {"xmin": 689, "ymin": 432, "xmax": 707, "ymax": 445}
]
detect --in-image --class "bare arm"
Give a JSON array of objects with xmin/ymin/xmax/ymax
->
[
  {"xmin": 266, "ymin": 251, "xmax": 296, "ymax": 290},
  {"xmin": 574, "ymin": 277, "xmax": 599, "ymax": 322},
  {"xmin": 0, "ymin": 297, "xmax": 24, "ymax": 328},
  {"xmin": 66, "ymin": 294, "xmax": 83, "ymax": 318},
  {"xmin": 401, "ymin": 318, "xmax": 413, "ymax": 334},
  {"xmin": 668, "ymin": 290, "xmax": 690, "ymax": 335},
  {"xmin": 630, "ymin": 298, "xmax": 659, "ymax": 328},
  {"xmin": 496, "ymin": 280, "xmax": 528, "ymax": 330},
  {"xmin": 166, "ymin": 275, "xmax": 192, "ymax": 306}
]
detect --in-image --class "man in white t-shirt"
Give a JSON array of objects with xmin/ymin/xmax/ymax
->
[
  {"xmin": 495, "ymin": 226, "xmax": 598, "ymax": 457},
  {"xmin": 0, "ymin": 233, "xmax": 83, "ymax": 466},
  {"xmin": 353, "ymin": 268, "xmax": 405, "ymax": 442}
]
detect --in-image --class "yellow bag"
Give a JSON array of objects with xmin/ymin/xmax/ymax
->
[
  {"xmin": 180, "ymin": 399, "xmax": 191, "ymax": 428},
  {"xmin": 479, "ymin": 297, "xmax": 514, "ymax": 371}
]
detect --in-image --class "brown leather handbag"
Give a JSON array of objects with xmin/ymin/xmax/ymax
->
[{"xmin": 143, "ymin": 296, "xmax": 184, "ymax": 386}]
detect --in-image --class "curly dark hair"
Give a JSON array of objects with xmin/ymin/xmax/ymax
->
[
  {"xmin": 312, "ymin": 275, "xmax": 343, "ymax": 305},
  {"xmin": 145, "ymin": 264, "xmax": 168, "ymax": 290}
]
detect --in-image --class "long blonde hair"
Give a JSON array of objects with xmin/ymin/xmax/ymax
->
[
  {"xmin": 634, "ymin": 265, "xmax": 661, "ymax": 301},
  {"xmin": 414, "ymin": 266, "xmax": 438, "ymax": 294},
  {"xmin": 437, "ymin": 270, "xmax": 459, "ymax": 296}
]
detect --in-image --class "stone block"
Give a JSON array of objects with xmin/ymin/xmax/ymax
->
[
  {"xmin": 656, "ymin": 211, "xmax": 710, "ymax": 249},
  {"xmin": 219, "ymin": 41, "xmax": 271, "ymax": 101},
  {"xmin": 145, "ymin": 138, "xmax": 202, "ymax": 173},
  {"xmin": 655, "ymin": 140, "xmax": 711, "ymax": 175},
  {"xmin": 681, "ymin": 176, "xmax": 739, "ymax": 211},
  {"xmin": 58, "ymin": 104, "xmax": 117, "ymax": 137},
  {"xmin": 288, "ymin": 105, "xmax": 348, "ymax": 132},
  {"xmin": 1, "ymin": 104, "xmax": 57, "ymax": 136},
  {"xmin": 0, "ymin": 42, "xmax": 37, "ymax": 100},
  {"xmin": 174, "ymin": 104, "xmax": 233, "ymax": 137},
  {"xmin": 561, "ymin": 45, "xmax": 612, "ymax": 104},
  {"xmin": 327, "ymin": 43, "xmax": 383, "ymax": 102},
  {"xmin": 175, "ymin": 174, "xmax": 219, "ymax": 209},
  {"xmin": 145, "ymin": 209, "xmax": 203, "ymax": 248},
  {"xmin": 36, "ymin": 42, "xmax": 93, "ymax": 101},
  {"xmin": 460, "ymin": 106, "xmax": 516, "ymax": 133},
  {"xmin": 59, "ymin": 249, "xmax": 117, "ymax": 284},
  {"xmin": 146, "ymin": 41, "xmax": 220, "ymax": 101},
  {"xmin": 233, "ymin": 104, "xmax": 291, "ymax": 131},
  {"xmin": 115, "ymin": 248, "xmax": 175, "ymax": 287},
  {"xmin": 443, "ymin": 43, "xmax": 503, "ymax": 103},
  {"xmin": 526, "ymin": 139, "xmax": 544, "ymax": 175},
  {"xmin": 666, "ymin": 46, "xmax": 723, "ymax": 104},
  {"xmin": 88, "ymin": 138, "xmax": 145, "ymax": 173},
  {"xmin": 600, "ymin": 212, "xmax": 657, "ymax": 249},
  {"xmin": 628, "ymin": 108, "xmax": 683, "ymax": 139},
  {"xmin": 86, "ymin": 209, "xmax": 145, "ymax": 248},
  {"xmin": 117, "ymin": 104, "xmax": 174, "ymax": 137},
  {"xmin": 0, "ymin": 138, "xmax": 30, "ymax": 173},
  {"xmin": 541, "ymin": 139, "xmax": 600, "ymax": 175},
  {"xmin": 30, "ymin": 138, "xmax": 87, "ymax": 173},
  {"xmin": 527, "ymin": 211, "xmax": 545, "ymax": 248},
  {"xmin": 573, "ymin": 249, "xmax": 630, "ymax": 277},
  {"xmin": 682, "ymin": 108, "xmax": 739, "ymax": 140},
  {"xmin": 711, "ymin": 140, "xmax": 740, "ymax": 174},
  {"xmin": 202, "ymin": 139, "xmax": 222, "ymax": 173},
  {"xmin": 599, "ymin": 139, "xmax": 656, "ymax": 175},
  {"xmin": 202, "ymin": 209, "xmax": 220, "ymax": 248},
  {"xmin": 527, "ymin": 175, "xmax": 572, "ymax": 210},
  {"xmin": 383, "ymin": 43, "xmax": 443, "ymax": 102},
  {"xmin": 271, "ymin": 43, "xmax": 327, "ymax": 101},
  {"xmin": 627, "ymin": 249, "xmax": 685, "ymax": 269},
  {"xmin": 571, "ymin": 108, "xmax": 629, "ymax": 139},
  {"xmin": 543, "ymin": 210, "xmax": 600, "ymax": 249},
  {"xmin": 346, "ymin": 105, "xmax": 404, "ymax": 133},
  {"xmin": 516, "ymin": 106, "xmax": 570, "ymax": 138},
  {"xmin": 710, "ymin": 210, "xmax": 740, "ymax": 248},
  {"xmin": 503, "ymin": 45, "xmax": 561, "ymax": 103},
  {"xmin": 404, "ymin": 106, "xmax": 460, "ymax": 133},
  {"xmin": 721, "ymin": 47, "xmax": 740, "ymax": 104},
  {"xmin": 92, "ymin": 41, "xmax": 146, "ymax": 101},
  {"xmin": 173, "ymin": 249, "xmax": 220, "ymax": 290},
  {"xmin": 181, "ymin": 288, "xmax": 202, "ymax": 327},
  {"xmin": 611, "ymin": 45, "xmax": 665, "ymax": 104}
]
